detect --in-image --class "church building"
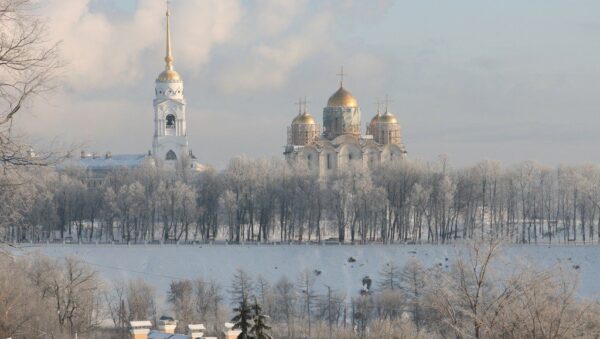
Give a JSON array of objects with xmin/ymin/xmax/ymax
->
[
  {"xmin": 69, "ymin": 7, "xmax": 202, "ymax": 176},
  {"xmin": 284, "ymin": 71, "xmax": 407, "ymax": 176}
]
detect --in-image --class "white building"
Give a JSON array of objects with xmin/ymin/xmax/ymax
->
[
  {"xmin": 152, "ymin": 8, "xmax": 197, "ymax": 167},
  {"xmin": 284, "ymin": 75, "xmax": 407, "ymax": 176},
  {"xmin": 66, "ymin": 8, "xmax": 202, "ymax": 174}
]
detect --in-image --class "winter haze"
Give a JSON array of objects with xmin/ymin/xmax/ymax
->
[{"xmin": 17, "ymin": 0, "xmax": 600, "ymax": 167}]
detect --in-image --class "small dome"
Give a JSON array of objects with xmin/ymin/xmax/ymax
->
[
  {"xmin": 157, "ymin": 69, "xmax": 181, "ymax": 82},
  {"xmin": 370, "ymin": 113, "xmax": 381, "ymax": 125},
  {"xmin": 293, "ymin": 112, "xmax": 316, "ymax": 125},
  {"xmin": 327, "ymin": 86, "xmax": 358, "ymax": 107},
  {"xmin": 379, "ymin": 111, "xmax": 398, "ymax": 124}
]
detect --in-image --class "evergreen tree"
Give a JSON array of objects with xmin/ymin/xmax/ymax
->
[
  {"xmin": 231, "ymin": 297, "xmax": 252, "ymax": 339},
  {"xmin": 251, "ymin": 298, "xmax": 272, "ymax": 339}
]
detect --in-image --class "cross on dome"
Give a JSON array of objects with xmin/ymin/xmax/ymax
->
[
  {"xmin": 374, "ymin": 98, "xmax": 382, "ymax": 114},
  {"xmin": 294, "ymin": 97, "xmax": 303, "ymax": 114},
  {"xmin": 336, "ymin": 66, "xmax": 347, "ymax": 87},
  {"xmin": 302, "ymin": 96, "xmax": 311, "ymax": 113},
  {"xmin": 384, "ymin": 94, "xmax": 393, "ymax": 112}
]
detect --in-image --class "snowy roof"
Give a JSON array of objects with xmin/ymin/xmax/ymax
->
[
  {"xmin": 148, "ymin": 330, "xmax": 189, "ymax": 339},
  {"xmin": 188, "ymin": 324, "xmax": 206, "ymax": 331},
  {"xmin": 130, "ymin": 320, "xmax": 152, "ymax": 328},
  {"xmin": 60, "ymin": 154, "xmax": 148, "ymax": 171}
]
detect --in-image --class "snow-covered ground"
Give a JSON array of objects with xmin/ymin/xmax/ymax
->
[{"xmin": 10, "ymin": 243, "xmax": 600, "ymax": 312}]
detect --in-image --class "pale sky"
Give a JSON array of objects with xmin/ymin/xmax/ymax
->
[{"xmin": 17, "ymin": 0, "xmax": 600, "ymax": 168}]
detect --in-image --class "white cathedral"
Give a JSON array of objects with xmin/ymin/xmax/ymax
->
[
  {"xmin": 284, "ymin": 73, "xmax": 407, "ymax": 176},
  {"xmin": 74, "ymin": 8, "xmax": 202, "ymax": 175}
]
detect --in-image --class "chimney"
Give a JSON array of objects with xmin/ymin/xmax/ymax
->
[
  {"xmin": 222, "ymin": 322, "xmax": 242, "ymax": 339},
  {"xmin": 129, "ymin": 321, "xmax": 152, "ymax": 339},
  {"xmin": 158, "ymin": 316, "xmax": 177, "ymax": 334},
  {"xmin": 187, "ymin": 323, "xmax": 206, "ymax": 339}
]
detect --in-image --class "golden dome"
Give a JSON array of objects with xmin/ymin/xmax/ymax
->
[
  {"xmin": 158, "ymin": 69, "xmax": 181, "ymax": 82},
  {"xmin": 327, "ymin": 86, "xmax": 358, "ymax": 107},
  {"xmin": 379, "ymin": 111, "xmax": 398, "ymax": 124},
  {"xmin": 293, "ymin": 112, "xmax": 316, "ymax": 125}
]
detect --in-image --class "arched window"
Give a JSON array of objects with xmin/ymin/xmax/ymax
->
[
  {"xmin": 166, "ymin": 150, "xmax": 177, "ymax": 160},
  {"xmin": 166, "ymin": 114, "xmax": 176, "ymax": 129}
]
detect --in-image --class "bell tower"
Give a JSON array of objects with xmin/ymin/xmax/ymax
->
[{"xmin": 152, "ymin": 5, "xmax": 189, "ymax": 163}]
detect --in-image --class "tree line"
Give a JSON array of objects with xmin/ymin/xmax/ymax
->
[
  {"xmin": 3, "ymin": 157, "xmax": 600, "ymax": 244},
  {"xmin": 2, "ymin": 238, "xmax": 599, "ymax": 338}
]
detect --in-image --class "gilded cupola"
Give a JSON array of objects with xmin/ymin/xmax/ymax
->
[
  {"xmin": 293, "ymin": 112, "xmax": 316, "ymax": 125},
  {"xmin": 327, "ymin": 86, "xmax": 358, "ymax": 107},
  {"xmin": 379, "ymin": 111, "xmax": 398, "ymax": 124}
]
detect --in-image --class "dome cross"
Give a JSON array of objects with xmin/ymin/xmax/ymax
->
[
  {"xmin": 384, "ymin": 94, "xmax": 393, "ymax": 112},
  {"xmin": 294, "ymin": 97, "xmax": 303, "ymax": 115},
  {"xmin": 302, "ymin": 96, "xmax": 311, "ymax": 114},
  {"xmin": 336, "ymin": 66, "xmax": 347, "ymax": 87},
  {"xmin": 374, "ymin": 98, "xmax": 382, "ymax": 114}
]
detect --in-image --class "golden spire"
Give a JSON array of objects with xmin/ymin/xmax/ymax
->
[
  {"xmin": 157, "ymin": 1, "xmax": 181, "ymax": 82},
  {"xmin": 165, "ymin": 1, "xmax": 173, "ymax": 71}
]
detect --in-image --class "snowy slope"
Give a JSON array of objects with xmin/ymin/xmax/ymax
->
[{"xmin": 12, "ymin": 244, "xmax": 600, "ymax": 313}]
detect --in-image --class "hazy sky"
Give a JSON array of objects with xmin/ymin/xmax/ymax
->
[{"xmin": 17, "ymin": 0, "xmax": 600, "ymax": 168}]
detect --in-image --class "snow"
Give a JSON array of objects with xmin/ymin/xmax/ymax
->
[
  {"xmin": 11, "ymin": 244, "xmax": 600, "ymax": 313},
  {"xmin": 60, "ymin": 154, "xmax": 147, "ymax": 170}
]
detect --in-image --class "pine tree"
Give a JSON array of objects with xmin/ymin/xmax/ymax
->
[
  {"xmin": 251, "ymin": 298, "xmax": 272, "ymax": 339},
  {"xmin": 231, "ymin": 297, "xmax": 252, "ymax": 339}
]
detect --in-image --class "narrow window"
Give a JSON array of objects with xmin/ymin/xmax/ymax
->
[{"xmin": 327, "ymin": 154, "xmax": 331, "ymax": 169}]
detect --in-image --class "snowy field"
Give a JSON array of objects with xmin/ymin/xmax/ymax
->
[{"xmin": 11, "ymin": 244, "xmax": 600, "ymax": 312}]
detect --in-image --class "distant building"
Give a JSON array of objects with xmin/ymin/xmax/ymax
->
[
  {"xmin": 284, "ymin": 70, "xmax": 407, "ymax": 175},
  {"xmin": 63, "ymin": 7, "xmax": 202, "ymax": 176},
  {"xmin": 129, "ymin": 317, "xmax": 217, "ymax": 339}
]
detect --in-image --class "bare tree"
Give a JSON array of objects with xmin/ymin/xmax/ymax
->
[
  {"xmin": 297, "ymin": 269, "xmax": 318, "ymax": 338},
  {"xmin": 126, "ymin": 278, "xmax": 157, "ymax": 323},
  {"xmin": 0, "ymin": 0, "xmax": 60, "ymax": 170},
  {"xmin": 28, "ymin": 256, "xmax": 104, "ymax": 336},
  {"xmin": 167, "ymin": 280, "xmax": 195, "ymax": 328},
  {"xmin": 378, "ymin": 261, "xmax": 402, "ymax": 291},
  {"xmin": 230, "ymin": 268, "xmax": 254, "ymax": 305},
  {"xmin": 273, "ymin": 276, "xmax": 296, "ymax": 338}
]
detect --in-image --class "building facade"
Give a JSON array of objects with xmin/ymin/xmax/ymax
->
[
  {"xmin": 152, "ymin": 8, "xmax": 195, "ymax": 166},
  {"xmin": 284, "ymin": 78, "xmax": 407, "ymax": 176}
]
